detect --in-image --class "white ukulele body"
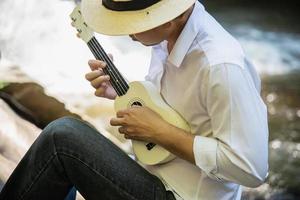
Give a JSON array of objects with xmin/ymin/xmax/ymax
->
[{"xmin": 114, "ymin": 81, "xmax": 190, "ymax": 165}]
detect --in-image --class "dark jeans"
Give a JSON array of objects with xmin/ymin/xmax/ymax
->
[
  {"xmin": 65, "ymin": 187, "xmax": 76, "ymax": 200},
  {"xmin": 0, "ymin": 117, "xmax": 175, "ymax": 200}
]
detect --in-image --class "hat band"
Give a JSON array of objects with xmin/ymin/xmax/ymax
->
[{"xmin": 102, "ymin": 0, "xmax": 161, "ymax": 11}]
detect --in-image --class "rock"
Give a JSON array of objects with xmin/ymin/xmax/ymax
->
[
  {"xmin": 0, "ymin": 98, "xmax": 41, "ymax": 188},
  {"xmin": 0, "ymin": 64, "xmax": 82, "ymax": 128},
  {"xmin": 1, "ymin": 82, "xmax": 82, "ymax": 129}
]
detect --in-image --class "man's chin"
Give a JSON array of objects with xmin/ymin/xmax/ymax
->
[
  {"xmin": 140, "ymin": 41, "xmax": 161, "ymax": 47},
  {"xmin": 129, "ymin": 36, "xmax": 160, "ymax": 46}
]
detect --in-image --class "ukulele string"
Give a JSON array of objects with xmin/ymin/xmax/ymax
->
[
  {"xmin": 88, "ymin": 41, "xmax": 122, "ymax": 96},
  {"xmin": 88, "ymin": 39, "xmax": 127, "ymax": 96},
  {"xmin": 89, "ymin": 38, "xmax": 128, "ymax": 95},
  {"xmin": 90, "ymin": 37, "xmax": 129, "ymax": 93}
]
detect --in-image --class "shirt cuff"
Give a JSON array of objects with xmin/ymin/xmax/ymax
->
[{"xmin": 193, "ymin": 136, "xmax": 218, "ymax": 176}]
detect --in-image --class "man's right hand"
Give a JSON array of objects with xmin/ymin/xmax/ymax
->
[{"xmin": 85, "ymin": 59, "xmax": 117, "ymax": 100}]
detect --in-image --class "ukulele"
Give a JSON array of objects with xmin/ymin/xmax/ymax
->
[{"xmin": 70, "ymin": 5, "xmax": 190, "ymax": 165}]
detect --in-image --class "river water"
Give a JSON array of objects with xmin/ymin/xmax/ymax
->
[{"xmin": 0, "ymin": 0, "xmax": 299, "ymax": 199}]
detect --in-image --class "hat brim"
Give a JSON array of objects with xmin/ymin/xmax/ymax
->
[{"xmin": 81, "ymin": 0, "xmax": 196, "ymax": 36}]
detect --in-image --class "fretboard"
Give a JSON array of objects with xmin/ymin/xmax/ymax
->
[{"xmin": 87, "ymin": 37, "xmax": 129, "ymax": 96}]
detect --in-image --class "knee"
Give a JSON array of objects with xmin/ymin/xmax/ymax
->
[
  {"xmin": 29, "ymin": 117, "xmax": 80, "ymax": 157},
  {"xmin": 21, "ymin": 117, "xmax": 88, "ymax": 167},
  {"xmin": 42, "ymin": 117, "xmax": 85, "ymax": 140},
  {"xmin": 46, "ymin": 116, "xmax": 81, "ymax": 130},
  {"xmin": 42, "ymin": 116, "xmax": 98, "ymax": 147}
]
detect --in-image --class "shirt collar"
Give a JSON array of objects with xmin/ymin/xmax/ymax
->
[{"xmin": 167, "ymin": 1, "xmax": 205, "ymax": 68}]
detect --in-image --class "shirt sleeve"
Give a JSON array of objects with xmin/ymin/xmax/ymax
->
[{"xmin": 193, "ymin": 63, "xmax": 269, "ymax": 187}]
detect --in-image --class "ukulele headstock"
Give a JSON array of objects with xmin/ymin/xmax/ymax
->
[{"xmin": 70, "ymin": 5, "xmax": 94, "ymax": 43}]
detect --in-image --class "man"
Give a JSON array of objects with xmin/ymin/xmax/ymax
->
[{"xmin": 0, "ymin": 0, "xmax": 268, "ymax": 199}]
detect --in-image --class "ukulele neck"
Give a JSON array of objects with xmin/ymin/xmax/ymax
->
[{"xmin": 87, "ymin": 37, "xmax": 129, "ymax": 96}]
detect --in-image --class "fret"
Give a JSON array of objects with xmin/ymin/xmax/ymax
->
[{"xmin": 87, "ymin": 37, "xmax": 129, "ymax": 96}]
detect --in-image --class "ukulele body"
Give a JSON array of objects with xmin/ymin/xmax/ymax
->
[{"xmin": 114, "ymin": 81, "xmax": 190, "ymax": 165}]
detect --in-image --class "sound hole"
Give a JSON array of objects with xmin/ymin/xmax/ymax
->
[
  {"xmin": 131, "ymin": 101, "xmax": 143, "ymax": 107},
  {"xmin": 146, "ymin": 142, "xmax": 156, "ymax": 150}
]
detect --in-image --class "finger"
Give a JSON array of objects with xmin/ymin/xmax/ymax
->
[
  {"xmin": 90, "ymin": 75, "xmax": 110, "ymax": 88},
  {"xmin": 101, "ymin": 82, "xmax": 108, "ymax": 87},
  {"xmin": 118, "ymin": 126, "xmax": 127, "ymax": 134},
  {"xmin": 110, "ymin": 117, "xmax": 126, "ymax": 126},
  {"xmin": 124, "ymin": 134, "xmax": 131, "ymax": 139},
  {"xmin": 88, "ymin": 59, "xmax": 107, "ymax": 71},
  {"xmin": 124, "ymin": 134, "xmax": 138, "ymax": 140},
  {"xmin": 94, "ymin": 87, "xmax": 105, "ymax": 97},
  {"xmin": 85, "ymin": 70, "xmax": 104, "ymax": 81},
  {"xmin": 116, "ymin": 109, "xmax": 129, "ymax": 118}
]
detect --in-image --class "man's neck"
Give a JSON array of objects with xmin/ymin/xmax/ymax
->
[
  {"xmin": 166, "ymin": 26, "xmax": 183, "ymax": 54},
  {"xmin": 166, "ymin": 5, "xmax": 194, "ymax": 54}
]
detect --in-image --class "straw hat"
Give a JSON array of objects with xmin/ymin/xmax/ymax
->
[{"xmin": 81, "ymin": 0, "xmax": 196, "ymax": 36}]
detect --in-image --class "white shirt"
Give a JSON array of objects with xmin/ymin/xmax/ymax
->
[{"xmin": 144, "ymin": 2, "xmax": 269, "ymax": 200}]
